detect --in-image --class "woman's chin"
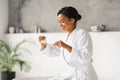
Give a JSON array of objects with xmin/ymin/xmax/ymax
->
[{"xmin": 60, "ymin": 29, "xmax": 65, "ymax": 31}]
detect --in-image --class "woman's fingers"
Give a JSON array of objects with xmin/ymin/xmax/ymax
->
[
  {"xmin": 54, "ymin": 40, "xmax": 63, "ymax": 47},
  {"xmin": 39, "ymin": 36, "xmax": 46, "ymax": 41},
  {"xmin": 38, "ymin": 36, "xmax": 47, "ymax": 50}
]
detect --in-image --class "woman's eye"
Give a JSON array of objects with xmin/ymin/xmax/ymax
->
[
  {"xmin": 61, "ymin": 20, "xmax": 65, "ymax": 23},
  {"xmin": 58, "ymin": 20, "xmax": 65, "ymax": 24}
]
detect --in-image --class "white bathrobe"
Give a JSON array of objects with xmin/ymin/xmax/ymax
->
[{"xmin": 41, "ymin": 28, "xmax": 98, "ymax": 80}]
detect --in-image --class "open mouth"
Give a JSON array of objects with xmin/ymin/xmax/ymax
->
[{"xmin": 60, "ymin": 26, "xmax": 65, "ymax": 30}]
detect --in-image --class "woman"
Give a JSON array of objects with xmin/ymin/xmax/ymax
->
[{"xmin": 39, "ymin": 6, "xmax": 98, "ymax": 80}]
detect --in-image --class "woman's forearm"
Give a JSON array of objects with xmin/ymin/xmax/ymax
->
[{"xmin": 62, "ymin": 43, "xmax": 72, "ymax": 53}]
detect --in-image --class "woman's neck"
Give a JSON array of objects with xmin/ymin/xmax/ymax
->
[{"xmin": 67, "ymin": 26, "xmax": 76, "ymax": 36}]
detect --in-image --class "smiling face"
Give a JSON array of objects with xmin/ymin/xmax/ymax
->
[{"xmin": 57, "ymin": 14, "xmax": 76, "ymax": 34}]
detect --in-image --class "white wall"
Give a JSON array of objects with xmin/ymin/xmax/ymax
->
[
  {"xmin": 0, "ymin": 0, "xmax": 8, "ymax": 36},
  {"xmin": 4, "ymin": 32, "xmax": 120, "ymax": 80},
  {"xmin": 90, "ymin": 32, "xmax": 120, "ymax": 80}
]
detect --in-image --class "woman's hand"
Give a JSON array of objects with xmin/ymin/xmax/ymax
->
[
  {"xmin": 54, "ymin": 40, "xmax": 72, "ymax": 53},
  {"xmin": 54, "ymin": 40, "xmax": 64, "ymax": 47},
  {"xmin": 38, "ymin": 36, "xmax": 47, "ymax": 50}
]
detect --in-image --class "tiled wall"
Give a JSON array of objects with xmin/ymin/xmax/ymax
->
[
  {"xmin": 0, "ymin": 0, "xmax": 8, "ymax": 34},
  {"xmin": 9, "ymin": 0, "xmax": 120, "ymax": 32}
]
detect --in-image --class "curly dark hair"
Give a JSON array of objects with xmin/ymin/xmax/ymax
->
[{"xmin": 57, "ymin": 6, "xmax": 82, "ymax": 23}]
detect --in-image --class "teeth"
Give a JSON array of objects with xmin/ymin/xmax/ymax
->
[
  {"xmin": 40, "ymin": 40, "xmax": 46, "ymax": 43},
  {"xmin": 61, "ymin": 27, "xmax": 64, "ymax": 30}
]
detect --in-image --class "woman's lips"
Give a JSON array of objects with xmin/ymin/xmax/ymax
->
[{"xmin": 60, "ymin": 26, "xmax": 65, "ymax": 30}]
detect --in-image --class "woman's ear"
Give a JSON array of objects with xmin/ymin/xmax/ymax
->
[{"xmin": 70, "ymin": 18, "xmax": 75, "ymax": 24}]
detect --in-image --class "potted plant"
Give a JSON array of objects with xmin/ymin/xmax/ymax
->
[{"xmin": 0, "ymin": 39, "xmax": 31, "ymax": 80}]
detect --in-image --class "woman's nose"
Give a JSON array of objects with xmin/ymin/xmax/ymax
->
[{"xmin": 59, "ymin": 23, "xmax": 63, "ymax": 27}]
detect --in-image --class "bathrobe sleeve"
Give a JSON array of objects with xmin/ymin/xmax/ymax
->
[
  {"xmin": 70, "ymin": 30, "xmax": 93, "ymax": 65},
  {"xmin": 40, "ymin": 44, "xmax": 61, "ymax": 57}
]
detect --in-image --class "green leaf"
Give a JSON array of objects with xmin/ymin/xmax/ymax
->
[{"xmin": 0, "ymin": 39, "xmax": 32, "ymax": 72}]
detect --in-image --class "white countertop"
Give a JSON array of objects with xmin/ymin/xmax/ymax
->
[{"xmin": 14, "ymin": 77, "xmax": 50, "ymax": 80}]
